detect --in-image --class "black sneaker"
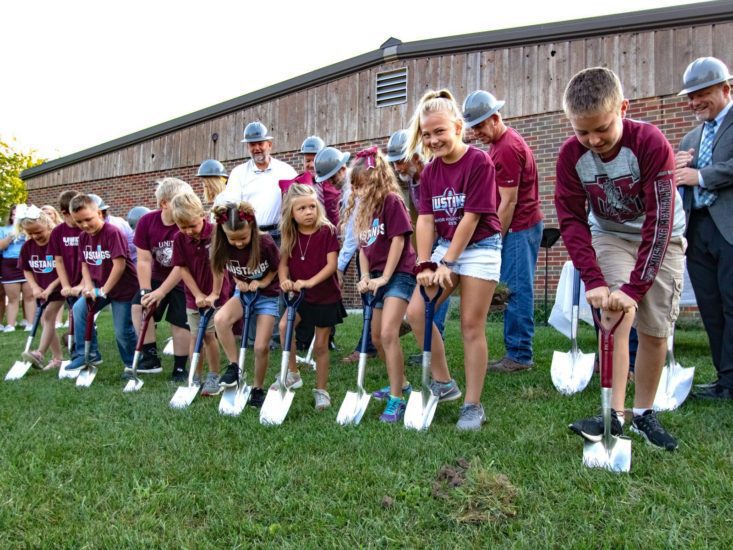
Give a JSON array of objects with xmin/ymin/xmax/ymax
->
[
  {"xmin": 630, "ymin": 410, "xmax": 678, "ymax": 451},
  {"xmin": 248, "ymin": 387, "xmax": 266, "ymax": 408},
  {"xmin": 171, "ymin": 367, "xmax": 188, "ymax": 383},
  {"xmin": 569, "ymin": 410, "xmax": 623, "ymax": 442},
  {"xmin": 136, "ymin": 353, "xmax": 162, "ymax": 374},
  {"xmin": 219, "ymin": 363, "xmax": 239, "ymax": 388}
]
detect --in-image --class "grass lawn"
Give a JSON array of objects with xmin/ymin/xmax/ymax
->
[{"xmin": 0, "ymin": 308, "xmax": 731, "ymax": 547}]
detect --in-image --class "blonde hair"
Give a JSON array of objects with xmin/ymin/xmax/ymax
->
[
  {"xmin": 41, "ymin": 205, "xmax": 63, "ymax": 225},
  {"xmin": 170, "ymin": 191, "xmax": 205, "ymax": 225},
  {"xmin": 202, "ymin": 176, "xmax": 227, "ymax": 203},
  {"xmin": 155, "ymin": 177, "xmax": 193, "ymax": 208},
  {"xmin": 210, "ymin": 200, "xmax": 260, "ymax": 274},
  {"xmin": 563, "ymin": 67, "xmax": 624, "ymax": 116},
  {"xmin": 342, "ymin": 148, "xmax": 405, "ymax": 240},
  {"xmin": 19, "ymin": 208, "xmax": 57, "ymax": 231},
  {"xmin": 280, "ymin": 184, "xmax": 332, "ymax": 258},
  {"xmin": 406, "ymin": 89, "xmax": 464, "ymax": 161}
]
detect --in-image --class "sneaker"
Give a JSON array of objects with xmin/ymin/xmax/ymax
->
[
  {"xmin": 24, "ymin": 325, "xmax": 32, "ymax": 332},
  {"xmin": 66, "ymin": 353, "xmax": 103, "ymax": 371},
  {"xmin": 200, "ymin": 372, "xmax": 222, "ymax": 396},
  {"xmin": 488, "ymin": 356, "xmax": 533, "ymax": 373},
  {"xmin": 456, "ymin": 403, "xmax": 486, "ymax": 431},
  {"xmin": 22, "ymin": 350, "xmax": 45, "ymax": 369},
  {"xmin": 429, "ymin": 379, "xmax": 462, "ymax": 402},
  {"xmin": 136, "ymin": 351, "xmax": 162, "ymax": 374},
  {"xmin": 373, "ymin": 382, "xmax": 412, "ymax": 400},
  {"xmin": 568, "ymin": 410, "xmax": 623, "ymax": 442},
  {"xmin": 248, "ymin": 387, "xmax": 266, "ymax": 408},
  {"xmin": 342, "ymin": 350, "xmax": 377, "ymax": 364},
  {"xmin": 379, "ymin": 396, "xmax": 407, "ymax": 423},
  {"xmin": 407, "ymin": 353, "xmax": 421, "ymax": 366},
  {"xmin": 171, "ymin": 367, "xmax": 189, "ymax": 383},
  {"xmin": 630, "ymin": 410, "xmax": 678, "ymax": 451},
  {"xmin": 313, "ymin": 388, "xmax": 331, "ymax": 410},
  {"xmin": 219, "ymin": 363, "xmax": 240, "ymax": 388},
  {"xmin": 4, "ymin": 326, "xmax": 16, "ymax": 333},
  {"xmin": 43, "ymin": 358, "xmax": 63, "ymax": 371},
  {"xmin": 120, "ymin": 370, "xmax": 134, "ymax": 381},
  {"xmin": 269, "ymin": 371, "xmax": 303, "ymax": 390}
]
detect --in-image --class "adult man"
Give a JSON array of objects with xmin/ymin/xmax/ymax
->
[
  {"xmin": 463, "ymin": 90, "xmax": 544, "ymax": 372},
  {"xmin": 675, "ymin": 56, "xmax": 733, "ymax": 400}
]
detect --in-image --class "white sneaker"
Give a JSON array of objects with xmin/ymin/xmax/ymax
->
[
  {"xmin": 313, "ymin": 389, "xmax": 331, "ymax": 410},
  {"xmin": 3, "ymin": 326, "xmax": 16, "ymax": 333},
  {"xmin": 269, "ymin": 371, "xmax": 303, "ymax": 390}
]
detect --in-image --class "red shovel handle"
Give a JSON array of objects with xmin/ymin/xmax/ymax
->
[{"xmin": 592, "ymin": 309, "xmax": 626, "ymax": 389}]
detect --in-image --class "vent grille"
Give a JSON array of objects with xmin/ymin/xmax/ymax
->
[{"xmin": 376, "ymin": 68, "xmax": 407, "ymax": 107}]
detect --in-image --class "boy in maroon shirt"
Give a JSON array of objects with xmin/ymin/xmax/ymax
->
[
  {"xmin": 555, "ymin": 67, "xmax": 686, "ymax": 451},
  {"xmin": 65, "ymin": 195, "xmax": 139, "ymax": 373},
  {"xmin": 49, "ymin": 190, "xmax": 83, "ymax": 298}
]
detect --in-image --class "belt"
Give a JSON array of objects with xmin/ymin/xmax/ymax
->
[{"xmin": 260, "ymin": 224, "xmax": 279, "ymax": 232}]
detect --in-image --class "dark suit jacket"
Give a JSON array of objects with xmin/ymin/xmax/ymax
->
[{"xmin": 679, "ymin": 105, "xmax": 733, "ymax": 244}]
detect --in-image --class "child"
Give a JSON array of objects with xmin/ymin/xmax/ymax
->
[
  {"xmin": 17, "ymin": 206, "xmax": 64, "ymax": 370},
  {"xmin": 405, "ymin": 89, "xmax": 502, "ymax": 431},
  {"xmin": 277, "ymin": 184, "xmax": 346, "ymax": 410},
  {"xmin": 0, "ymin": 205, "xmax": 36, "ymax": 331},
  {"xmin": 341, "ymin": 146, "xmax": 417, "ymax": 423},
  {"xmin": 66, "ymin": 194, "xmax": 138, "ymax": 373},
  {"xmin": 49, "ymin": 190, "xmax": 83, "ymax": 300},
  {"xmin": 556, "ymin": 67, "xmax": 685, "ymax": 451},
  {"xmin": 168, "ymin": 191, "xmax": 231, "ymax": 395},
  {"xmin": 197, "ymin": 159, "xmax": 228, "ymax": 205},
  {"xmin": 210, "ymin": 199, "xmax": 280, "ymax": 408}
]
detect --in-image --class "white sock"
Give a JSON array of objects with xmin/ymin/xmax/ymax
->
[{"xmin": 633, "ymin": 407, "xmax": 650, "ymax": 418}]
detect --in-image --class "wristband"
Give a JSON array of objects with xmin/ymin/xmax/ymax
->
[
  {"xmin": 94, "ymin": 287, "xmax": 107, "ymax": 299},
  {"xmin": 413, "ymin": 261, "xmax": 437, "ymax": 275},
  {"xmin": 440, "ymin": 259, "xmax": 457, "ymax": 268},
  {"xmin": 139, "ymin": 288, "xmax": 152, "ymax": 297}
]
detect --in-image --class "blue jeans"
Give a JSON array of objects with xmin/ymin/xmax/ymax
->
[
  {"xmin": 72, "ymin": 295, "xmax": 137, "ymax": 367},
  {"xmin": 501, "ymin": 221, "xmax": 543, "ymax": 364}
]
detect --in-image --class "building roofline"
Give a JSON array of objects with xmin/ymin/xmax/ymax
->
[{"xmin": 23, "ymin": 0, "xmax": 733, "ymax": 179}]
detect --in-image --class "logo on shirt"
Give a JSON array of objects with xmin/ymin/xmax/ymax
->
[
  {"xmin": 226, "ymin": 259, "xmax": 269, "ymax": 280},
  {"xmin": 587, "ymin": 175, "xmax": 642, "ymax": 223},
  {"xmin": 360, "ymin": 218, "xmax": 385, "ymax": 247},
  {"xmin": 29, "ymin": 255, "xmax": 55, "ymax": 274},
  {"xmin": 62, "ymin": 236, "xmax": 79, "ymax": 247},
  {"xmin": 431, "ymin": 188, "xmax": 466, "ymax": 217},
  {"xmin": 154, "ymin": 242, "xmax": 174, "ymax": 267},
  {"xmin": 83, "ymin": 245, "xmax": 111, "ymax": 265}
]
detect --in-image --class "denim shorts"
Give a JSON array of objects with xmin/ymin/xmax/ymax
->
[
  {"xmin": 369, "ymin": 271, "xmax": 417, "ymax": 309},
  {"xmin": 233, "ymin": 290, "xmax": 279, "ymax": 317},
  {"xmin": 432, "ymin": 234, "xmax": 502, "ymax": 282}
]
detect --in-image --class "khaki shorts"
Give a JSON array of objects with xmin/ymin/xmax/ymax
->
[
  {"xmin": 592, "ymin": 233, "xmax": 686, "ymax": 338},
  {"xmin": 186, "ymin": 308, "xmax": 217, "ymax": 336}
]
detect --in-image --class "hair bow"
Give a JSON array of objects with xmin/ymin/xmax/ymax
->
[
  {"xmin": 356, "ymin": 146, "xmax": 379, "ymax": 169},
  {"xmin": 15, "ymin": 204, "xmax": 42, "ymax": 221}
]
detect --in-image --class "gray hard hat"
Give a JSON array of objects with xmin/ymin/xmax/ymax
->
[
  {"xmin": 300, "ymin": 136, "xmax": 325, "ymax": 155},
  {"xmin": 88, "ymin": 193, "xmax": 110, "ymax": 211},
  {"xmin": 679, "ymin": 57, "xmax": 733, "ymax": 95},
  {"xmin": 385, "ymin": 130, "xmax": 409, "ymax": 162},
  {"xmin": 314, "ymin": 147, "xmax": 350, "ymax": 183},
  {"xmin": 127, "ymin": 206, "xmax": 151, "ymax": 230},
  {"xmin": 241, "ymin": 121, "xmax": 274, "ymax": 143},
  {"xmin": 197, "ymin": 159, "xmax": 228, "ymax": 178},
  {"xmin": 462, "ymin": 90, "xmax": 506, "ymax": 128}
]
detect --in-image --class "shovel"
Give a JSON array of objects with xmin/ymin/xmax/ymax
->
[
  {"xmin": 296, "ymin": 336, "xmax": 316, "ymax": 370},
  {"xmin": 219, "ymin": 291, "xmax": 258, "ymax": 416},
  {"xmin": 170, "ymin": 307, "xmax": 215, "ymax": 409},
  {"xmin": 163, "ymin": 337, "xmax": 174, "ymax": 356},
  {"xmin": 260, "ymin": 290, "xmax": 303, "ymax": 426},
  {"xmin": 123, "ymin": 305, "xmax": 157, "ymax": 392},
  {"xmin": 337, "ymin": 290, "xmax": 380, "ymax": 426},
  {"xmin": 583, "ymin": 309, "xmax": 631, "ymax": 473},
  {"xmin": 5, "ymin": 299, "xmax": 49, "ymax": 381},
  {"xmin": 59, "ymin": 297, "xmax": 79, "ymax": 379},
  {"xmin": 653, "ymin": 326, "xmax": 694, "ymax": 411},
  {"xmin": 76, "ymin": 298, "xmax": 99, "ymax": 388},
  {"xmin": 551, "ymin": 267, "xmax": 595, "ymax": 395},
  {"xmin": 404, "ymin": 286, "xmax": 443, "ymax": 431}
]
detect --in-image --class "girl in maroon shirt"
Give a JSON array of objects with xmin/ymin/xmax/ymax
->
[
  {"xmin": 209, "ymin": 199, "xmax": 279, "ymax": 408},
  {"xmin": 278, "ymin": 184, "xmax": 346, "ymax": 410}
]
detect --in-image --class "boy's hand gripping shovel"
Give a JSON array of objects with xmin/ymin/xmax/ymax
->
[
  {"xmin": 583, "ymin": 309, "xmax": 631, "ymax": 473},
  {"xmin": 404, "ymin": 286, "xmax": 442, "ymax": 431},
  {"xmin": 170, "ymin": 307, "xmax": 215, "ymax": 408},
  {"xmin": 219, "ymin": 290, "xmax": 259, "ymax": 416},
  {"xmin": 653, "ymin": 325, "xmax": 694, "ymax": 411},
  {"xmin": 123, "ymin": 305, "xmax": 157, "ymax": 392},
  {"xmin": 551, "ymin": 267, "xmax": 595, "ymax": 395},
  {"xmin": 337, "ymin": 290, "xmax": 380, "ymax": 426},
  {"xmin": 5, "ymin": 299, "xmax": 49, "ymax": 381},
  {"xmin": 76, "ymin": 298, "xmax": 99, "ymax": 388},
  {"xmin": 260, "ymin": 290, "xmax": 303, "ymax": 426},
  {"xmin": 59, "ymin": 297, "xmax": 79, "ymax": 379}
]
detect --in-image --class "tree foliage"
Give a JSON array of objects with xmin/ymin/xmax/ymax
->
[{"xmin": 0, "ymin": 138, "xmax": 44, "ymax": 220}]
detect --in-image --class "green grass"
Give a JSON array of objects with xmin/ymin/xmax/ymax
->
[{"xmin": 0, "ymin": 309, "xmax": 731, "ymax": 547}]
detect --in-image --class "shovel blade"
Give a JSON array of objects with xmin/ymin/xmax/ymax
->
[
  {"xmin": 260, "ymin": 389, "xmax": 295, "ymax": 426},
  {"xmin": 583, "ymin": 436, "xmax": 632, "ymax": 473},
  {"xmin": 75, "ymin": 366, "xmax": 98, "ymax": 388},
  {"xmin": 404, "ymin": 391, "xmax": 439, "ymax": 431},
  {"xmin": 551, "ymin": 350, "xmax": 595, "ymax": 395},
  {"xmin": 653, "ymin": 362, "xmax": 695, "ymax": 411},
  {"xmin": 58, "ymin": 361, "xmax": 79, "ymax": 379},
  {"xmin": 219, "ymin": 384, "xmax": 252, "ymax": 416},
  {"xmin": 123, "ymin": 377, "xmax": 144, "ymax": 392},
  {"xmin": 5, "ymin": 361, "xmax": 32, "ymax": 381},
  {"xmin": 170, "ymin": 384, "xmax": 201, "ymax": 409},
  {"xmin": 336, "ymin": 391, "xmax": 371, "ymax": 426},
  {"xmin": 163, "ymin": 338, "xmax": 174, "ymax": 356}
]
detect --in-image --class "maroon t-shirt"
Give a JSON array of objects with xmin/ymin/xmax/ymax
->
[
  {"xmin": 322, "ymin": 182, "xmax": 341, "ymax": 227},
  {"xmin": 172, "ymin": 219, "xmax": 231, "ymax": 309},
  {"xmin": 224, "ymin": 233, "xmax": 281, "ymax": 297},
  {"xmin": 359, "ymin": 192, "xmax": 417, "ymax": 275},
  {"xmin": 18, "ymin": 239, "xmax": 62, "ymax": 301},
  {"xmin": 288, "ymin": 225, "xmax": 340, "ymax": 304},
  {"xmin": 490, "ymin": 127, "xmax": 544, "ymax": 232},
  {"xmin": 78, "ymin": 222, "xmax": 138, "ymax": 301},
  {"xmin": 47, "ymin": 222, "xmax": 82, "ymax": 286},
  {"xmin": 133, "ymin": 210, "xmax": 181, "ymax": 286},
  {"xmin": 417, "ymin": 146, "xmax": 501, "ymax": 242}
]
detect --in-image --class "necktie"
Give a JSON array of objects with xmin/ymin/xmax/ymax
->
[{"xmin": 694, "ymin": 120, "xmax": 718, "ymax": 208}]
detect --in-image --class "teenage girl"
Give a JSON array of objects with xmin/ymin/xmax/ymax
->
[
  {"xmin": 341, "ymin": 146, "xmax": 417, "ymax": 423},
  {"xmin": 210, "ymin": 199, "xmax": 280, "ymax": 409},
  {"xmin": 405, "ymin": 89, "xmax": 503, "ymax": 431},
  {"xmin": 278, "ymin": 184, "xmax": 346, "ymax": 410},
  {"xmin": 0, "ymin": 205, "xmax": 36, "ymax": 331},
  {"xmin": 17, "ymin": 206, "xmax": 64, "ymax": 370}
]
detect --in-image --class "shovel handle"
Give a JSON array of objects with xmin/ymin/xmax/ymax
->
[
  {"xmin": 28, "ymin": 299, "xmax": 49, "ymax": 339},
  {"xmin": 361, "ymin": 288, "xmax": 384, "ymax": 322},
  {"xmin": 592, "ymin": 309, "xmax": 626, "ymax": 389},
  {"xmin": 193, "ymin": 307, "xmax": 216, "ymax": 354},
  {"xmin": 84, "ymin": 298, "xmax": 96, "ymax": 341},
  {"xmin": 419, "ymin": 286, "xmax": 443, "ymax": 353},
  {"xmin": 134, "ymin": 305, "xmax": 157, "ymax": 353},
  {"xmin": 238, "ymin": 291, "xmax": 259, "ymax": 351},
  {"xmin": 282, "ymin": 291, "xmax": 303, "ymax": 354}
]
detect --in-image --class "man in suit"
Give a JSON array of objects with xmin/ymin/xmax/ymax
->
[{"xmin": 676, "ymin": 56, "xmax": 733, "ymax": 400}]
